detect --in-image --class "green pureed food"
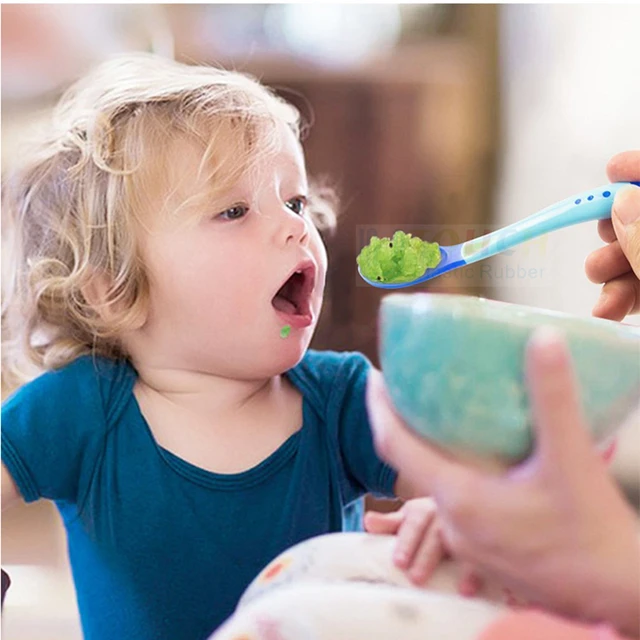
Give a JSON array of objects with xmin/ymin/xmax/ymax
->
[
  {"xmin": 357, "ymin": 231, "xmax": 441, "ymax": 284},
  {"xmin": 280, "ymin": 325, "xmax": 292, "ymax": 339}
]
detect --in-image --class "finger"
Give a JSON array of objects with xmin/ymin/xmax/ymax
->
[
  {"xmin": 592, "ymin": 272, "xmax": 640, "ymax": 321},
  {"xmin": 597, "ymin": 218, "xmax": 617, "ymax": 243},
  {"xmin": 611, "ymin": 184, "xmax": 640, "ymax": 279},
  {"xmin": 502, "ymin": 587, "xmax": 527, "ymax": 608},
  {"xmin": 525, "ymin": 328, "xmax": 594, "ymax": 478},
  {"xmin": 363, "ymin": 510, "xmax": 404, "ymax": 535},
  {"xmin": 600, "ymin": 438, "xmax": 617, "ymax": 465},
  {"xmin": 367, "ymin": 369, "xmax": 469, "ymax": 499},
  {"xmin": 584, "ymin": 241, "xmax": 631, "ymax": 284},
  {"xmin": 408, "ymin": 525, "xmax": 445, "ymax": 585},
  {"xmin": 458, "ymin": 567, "xmax": 484, "ymax": 597},
  {"xmin": 394, "ymin": 508, "xmax": 435, "ymax": 569},
  {"xmin": 606, "ymin": 150, "xmax": 640, "ymax": 183}
]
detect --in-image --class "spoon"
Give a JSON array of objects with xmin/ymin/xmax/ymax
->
[{"xmin": 358, "ymin": 181, "xmax": 640, "ymax": 289}]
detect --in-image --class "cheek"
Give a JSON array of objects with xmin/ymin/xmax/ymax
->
[
  {"xmin": 159, "ymin": 242, "xmax": 261, "ymax": 319},
  {"xmin": 142, "ymin": 233, "xmax": 221, "ymax": 305}
]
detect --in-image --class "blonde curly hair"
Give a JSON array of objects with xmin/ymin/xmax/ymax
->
[{"xmin": 2, "ymin": 53, "xmax": 338, "ymax": 390}]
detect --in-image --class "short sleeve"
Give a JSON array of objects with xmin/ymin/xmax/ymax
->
[
  {"xmin": 329, "ymin": 352, "xmax": 398, "ymax": 504},
  {"xmin": 1, "ymin": 356, "xmax": 115, "ymax": 505}
]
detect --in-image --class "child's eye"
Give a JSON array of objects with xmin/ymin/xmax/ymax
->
[
  {"xmin": 218, "ymin": 205, "xmax": 249, "ymax": 221},
  {"xmin": 286, "ymin": 196, "xmax": 307, "ymax": 216}
]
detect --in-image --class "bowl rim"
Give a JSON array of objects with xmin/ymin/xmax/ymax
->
[{"xmin": 381, "ymin": 292, "xmax": 640, "ymax": 344}]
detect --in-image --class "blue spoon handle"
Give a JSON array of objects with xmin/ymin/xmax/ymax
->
[{"xmin": 460, "ymin": 181, "xmax": 640, "ymax": 264}]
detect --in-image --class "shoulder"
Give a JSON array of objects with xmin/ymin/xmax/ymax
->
[
  {"xmin": 2, "ymin": 355, "xmax": 136, "ymax": 425},
  {"xmin": 293, "ymin": 349, "xmax": 371, "ymax": 383},
  {"xmin": 288, "ymin": 350, "xmax": 373, "ymax": 411},
  {"xmin": 1, "ymin": 355, "xmax": 137, "ymax": 505}
]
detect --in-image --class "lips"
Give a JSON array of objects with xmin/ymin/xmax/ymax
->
[{"xmin": 271, "ymin": 259, "xmax": 317, "ymax": 327}]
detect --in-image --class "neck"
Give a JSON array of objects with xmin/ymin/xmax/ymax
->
[{"xmin": 131, "ymin": 358, "xmax": 281, "ymax": 421}]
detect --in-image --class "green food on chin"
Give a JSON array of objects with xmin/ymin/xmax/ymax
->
[
  {"xmin": 280, "ymin": 325, "xmax": 292, "ymax": 339},
  {"xmin": 356, "ymin": 230, "xmax": 441, "ymax": 283}
]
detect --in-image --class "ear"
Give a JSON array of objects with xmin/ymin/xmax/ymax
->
[
  {"xmin": 80, "ymin": 266, "xmax": 149, "ymax": 334},
  {"xmin": 80, "ymin": 270, "xmax": 114, "ymax": 317},
  {"xmin": 80, "ymin": 270, "xmax": 134, "ymax": 326}
]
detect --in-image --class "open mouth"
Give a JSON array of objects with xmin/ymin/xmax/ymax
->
[{"xmin": 271, "ymin": 261, "xmax": 316, "ymax": 319}]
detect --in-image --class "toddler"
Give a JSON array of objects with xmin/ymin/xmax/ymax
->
[{"xmin": 1, "ymin": 53, "xmax": 442, "ymax": 639}]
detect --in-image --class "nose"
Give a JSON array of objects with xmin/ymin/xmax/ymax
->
[{"xmin": 276, "ymin": 206, "xmax": 310, "ymax": 247}]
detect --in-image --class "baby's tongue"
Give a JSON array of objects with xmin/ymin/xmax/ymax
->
[{"xmin": 272, "ymin": 294, "xmax": 297, "ymax": 315}]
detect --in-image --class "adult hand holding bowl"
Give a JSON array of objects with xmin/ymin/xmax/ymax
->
[{"xmin": 368, "ymin": 322, "xmax": 640, "ymax": 637}]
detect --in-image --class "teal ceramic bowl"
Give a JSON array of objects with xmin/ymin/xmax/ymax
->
[{"xmin": 379, "ymin": 293, "xmax": 640, "ymax": 464}]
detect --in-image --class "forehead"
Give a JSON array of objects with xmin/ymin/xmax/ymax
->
[
  {"xmin": 242, "ymin": 122, "xmax": 307, "ymax": 187},
  {"xmin": 137, "ymin": 116, "xmax": 307, "ymax": 226}
]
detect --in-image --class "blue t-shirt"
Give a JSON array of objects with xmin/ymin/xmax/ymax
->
[{"xmin": 1, "ymin": 350, "xmax": 397, "ymax": 639}]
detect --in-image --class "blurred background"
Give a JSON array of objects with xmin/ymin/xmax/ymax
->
[{"xmin": 2, "ymin": 4, "xmax": 639, "ymax": 639}]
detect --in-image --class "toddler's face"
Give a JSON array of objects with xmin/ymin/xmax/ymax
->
[{"xmin": 131, "ymin": 123, "xmax": 328, "ymax": 378}]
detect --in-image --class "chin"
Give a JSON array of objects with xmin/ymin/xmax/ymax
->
[{"xmin": 268, "ymin": 327, "xmax": 315, "ymax": 374}]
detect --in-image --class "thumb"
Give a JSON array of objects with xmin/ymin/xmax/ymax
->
[
  {"xmin": 366, "ymin": 369, "xmax": 466, "ymax": 499},
  {"xmin": 525, "ymin": 327, "xmax": 595, "ymax": 479},
  {"xmin": 611, "ymin": 185, "xmax": 640, "ymax": 278},
  {"xmin": 363, "ymin": 510, "xmax": 404, "ymax": 534}
]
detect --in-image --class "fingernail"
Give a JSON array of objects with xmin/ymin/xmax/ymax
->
[
  {"xmin": 600, "ymin": 439, "xmax": 617, "ymax": 463},
  {"xmin": 410, "ymin": 568, "xmax": 425, "ymax": 585},
  {"xmin": 533, "ymin": 325, "xmax": 563, "ymax": 341},
  {"xmin": 528, "ymin": 327, "xmax": 570, "ymax": 372},
  {"xmin": 530, "ymin": 326, "xmax": 565, "ymax": 352},
  {"xmin": 592, "ymin": 293, "xmax": 608, "ymax": 316},
  {"xmin": 613, "ymin": 186, "xmax": 640, "ymax": 226}
]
